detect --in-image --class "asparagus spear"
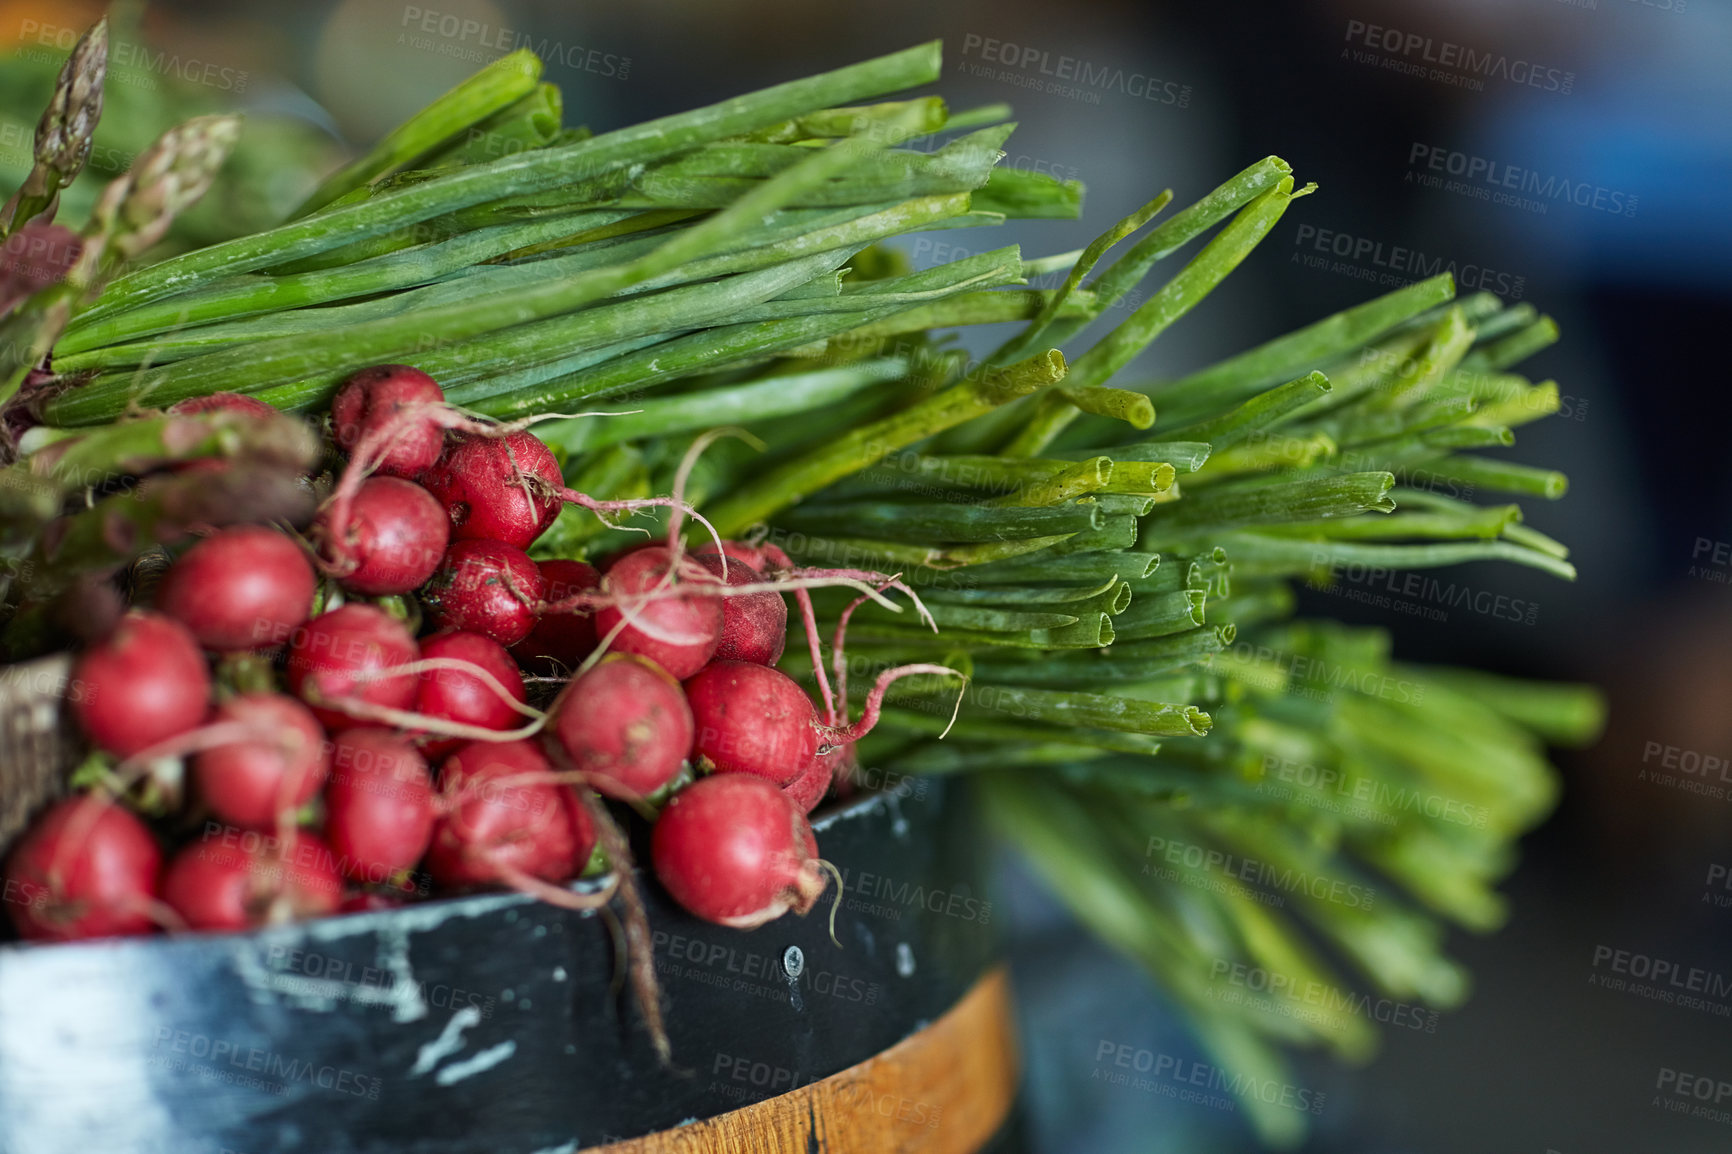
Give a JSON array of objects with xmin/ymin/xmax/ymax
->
[
  {"xmin": 0, "ymin": 18, "xmax": 108, "ymax": 236},
  {"xmin": 0, "ymin": 114, "xmax": 242, "ymax": 421}
]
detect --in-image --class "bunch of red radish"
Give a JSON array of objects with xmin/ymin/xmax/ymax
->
[{"xmin": 4, "ymin": 365, "xmax": 951, "ymax": 946}]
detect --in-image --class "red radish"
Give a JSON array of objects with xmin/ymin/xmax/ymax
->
[
  {"xmin": 164, "ymin": 457, "xmax": 231, "ymax": 477},
  {"xmin": 706, "ymin": 539, "xmax": 937, "ymax": 730},
  {"xmin": 597, "ymin": 535, "xmax": 736, "ymax": 575},
  {"xmin": 70, "ymin": 611, "xmax": 210, "ymax": 758},
  {"xmin": 316, "ymin": 475, "xmax": 448, "ymax": 595},
  {"xmin": 595, "ymin": 541, "xmax": 658, "ymax": 572},
  {"xmin": 414, "ymin": 631, "xmax": 527, "ymax": 755},
  {"xmin": 427, "ymin": 740, "xmax": 594, "ymax": 890},
  {"xmin": 716, "ymin": 537, "xmax": 843, "ymax": 717},
  {"xmin": 548, "ymin": 654, "xmax": 692, "ymax": 800},
  {"xmin": 419, "ymin": 429, "xmax": 562, "ymax": 550},
  {"xmin": 169, "ymin": 392, "xmax": 277, "ymax": 419},
  {"xmin": 691, "ymin": 552, "xmax": 787, "ymax": 665},
  {"xmin": 651, "ymin": 773, "xmax": 825, "ymax": 928},
  {"xmin": 3, "ymin": 797, "xmax": 163, "ymax": 941},
  {"xmin": 696, "ymin": 539, "xmax": 778, "ymax": 573},
  {"xmin": 684, "ymin": 660, "xmax": 819, "ymax": 786},
  {"xmin": 162, "ymin": 830, "xmax": 343, "ymax": 931},
  {"xmin": 795, "ymin": 740, "xmax": 863, "ymax": 809},
  {"xmin": 421, "ymin": 540, "xmax": 545, "ymax": 647},
  {"xmin": 592, "ymin": 545, "xmax": 723, "ymax": 679},
  {"xmin": 191, "ymin": 693, "xmax": 329, "ymax": 830},
  {"xmin": 781, "ymin": 754, "xmax": 832, "ymax": 815},
  {"xmin": 811, "ymin": 740, "xmax": 860, "ymax": 803},
  {"xmin": 330, "ymin": 364, "xmax": 446, "ymax": 479},
  {"xmin": 511, "ymin": 559, "xmax": 600, "ymax": 673},
  {"xmin": 324, "ymin": 729, "xmax": 435, "ymax": 885},
  {"xmin": 157, "ymin": 526, "xmax": 316, "ymax": 652},
  {"xmin": 285, "ymin": 604, "xmax": 419, "ymax": 731}
]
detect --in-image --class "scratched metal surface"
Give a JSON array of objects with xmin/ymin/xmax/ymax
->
[{"xmin": 0, "ymin": 777, "xmax": 998, "ymax": 1154}]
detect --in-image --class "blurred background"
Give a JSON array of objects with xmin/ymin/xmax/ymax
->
[{"xmin": 5, "ymin": 0, "xmax": 1728, "ymax": 1149}]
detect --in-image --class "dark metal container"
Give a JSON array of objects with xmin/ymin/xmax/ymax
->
[{"xmin": 0, "ymin": 776, "xmax": 997, "ymax": 1154}]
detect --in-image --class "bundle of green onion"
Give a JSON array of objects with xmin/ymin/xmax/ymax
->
[{"xmin": 0, "ymin": 30, "xmax": 1601, "ymax": 1147}]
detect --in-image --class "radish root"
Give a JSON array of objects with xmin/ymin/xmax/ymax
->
[{"xmin": 577, "ymin": 789, "xmax": 672, "ymax": 1065}]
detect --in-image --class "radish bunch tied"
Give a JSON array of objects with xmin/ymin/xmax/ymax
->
[{"xmin": 12, "ymin": 357, "xmax": 941, "ymax": 960}]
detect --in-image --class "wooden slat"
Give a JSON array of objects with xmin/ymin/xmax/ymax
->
[
  {"xmin": 0, "ymin": 655, "xmax": 76, "ymax": 851},
  {"xmin": 585, "ymin": 966, "xmax": 1018, "ymax": 1154}
]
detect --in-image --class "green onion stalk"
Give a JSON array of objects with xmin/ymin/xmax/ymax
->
[{"xmin": 1, "ymin": 30, "xmax": 1602, "ymax": 1147}]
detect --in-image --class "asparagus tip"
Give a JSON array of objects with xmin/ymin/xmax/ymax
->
[
  {"xmin": 97, "ymin": 113, "xmax": 245, "ymax": 264},
  {"xmin": 40, "ymin": 15, "xmax": 111, "ymax": 184}
]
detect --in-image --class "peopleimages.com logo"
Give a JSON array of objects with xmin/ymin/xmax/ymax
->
[
  {"xmin": 1589, "ymin": 944, "xmax": 1732, "ymax": 1018},
  {"xmin": 399, "ymin": 7, "xmax": 630, "ymax": 78},
  {"xmin": 1654, "ymin": 1066, "xmax": 1732, "ymax": 1128},
  {"xmin": 957, "ymin": 33, "xmax": 1191, "ymax": 107},
  {"xmin": 1206, "ymin": 960, "xmax": 1441, "ymax": 1033},
  {"xmin": 1687, "ymin": 537, "xmax": 1732, "ymax": 587},
  {"xmin": 1092, "ymin": 1042, "xmax": 1326, "ymax": 1115},
  {"xmin": 17, "ymin": 18, "xmax": 249, "ymax": 93},
  {"xmin": 1291, "ymin": 223, "xmax": 1525, "ymax": 300},
  {"xmin": 1309, "ymin": 553, "xmax": 1540, "ymax": 627},
  {"xmin": 1342, "ymin": 19, "xmax": 1575, "ymax": 94},
  {"xmin": 1637, "ymin": 740, "xmax": 1732, "ymax": 803},
  {"xmin": 1143, "ymin": 835, "xmax": 1377, "ymax": 910},
  {"xmin": 1406, "ymin": 144, "xmax": 1639, "ymax": 218}
]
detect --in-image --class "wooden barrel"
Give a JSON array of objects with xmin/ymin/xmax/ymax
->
[
  {"xmin": 0, "ymin": 655, "xmax": 74, "ymax": 848},
  {"xmin": 0, "ymin": 776, "xmax": 1012, "ymax": 1153},
  {"xmin": 587, "ymin": 967, "xmax": 1018, "ymax": 1153}
]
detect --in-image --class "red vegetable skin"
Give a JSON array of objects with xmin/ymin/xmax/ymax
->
[
  {"xmin": 70, "ymin": 611, "xmax": 210, "ymax": 758},
  {"xmin": 192, "ymin": 693, "xmax": 329, "ymax": 830},
  {"xmin": 285, "ymin": 604, "xmax": 419, "ymax": 731},
  {"xmin": 414, "ymin": 631, "xmax": 527, "ymax": 756},
  {"xmin": 695, "ymin": 539, "xmax": 776, "ymax": 573},
  {"xmin": 419, "ymin": 430, "xmax": 562, "ymax": 550},
  {"xmin": 157, "ymin": 526, "xmax": 317, "ymax": 652},
  {"xmin": 684, "ymin": 660, "xmax": 819, "ymax": 786},
  {"xmin": 3, "ymin": 797, "xmax": 163, "ymax": 941},
  {"xmin": 169, "ymin": 392, "xmax": 278, "ymax": 419},
  {"xmin": 162, "ymin": 830, "xmax": 344, "ymax": 931},
  {"xmin": 811, "ymin": 740, "xmax": 864, "ymax": 802},
  {"xmin": 651, "ymin": 773, "xmax": 825, "ymax": 928},
  {"xmin": 317, "ymin": 476, "xmax": 449, "ymax": 595},
  {"xmin": 548, "ymin": 654, "xmax": 692, "ymax": 800},
  {"xmin": 330, "ymin": 365, "xmax": 446, "ymax": 479},
  {"xmin": 421, "ymin": 540, "xmax": 545, "ymax": 648},
  {"xmin": 163, "ymin": 457, "xmax": 231, "ymax": 478},
  {"xmin": 781, "ymin": 754, "xmax": 832, "ymax": 815},
  {"xmin": 324, "ymin": 729, "xmax": 436, "ymax": 886},
  {"xmin": 593, "ymin": 546, "xmax": 723, "ymax": 680},
  {"xmin": 428, "ymin": 740, "xmax": 595, "ymax": 890},
  {"xmin": 511, "ymin": 559, "xmax": 600, "ymax": 673},
  {"xmin": 595, "ymin": 540, "xmax": 658, "ymax": 572},
  {"xmin": 691, "ymin": 551, "xmax": 786, "ymax": 665}
]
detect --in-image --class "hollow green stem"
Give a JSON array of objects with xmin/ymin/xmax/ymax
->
[
  {"xmin": 704, "ymin": 349, "xmax": 1067, "ymax": 537},
  {"xmin": 293, "ymin": 49, "xmax": 544, "ymax": 217},
  {"xmin": 76, "ymin": 42, "xmax": 945, "ymax": 322}
]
